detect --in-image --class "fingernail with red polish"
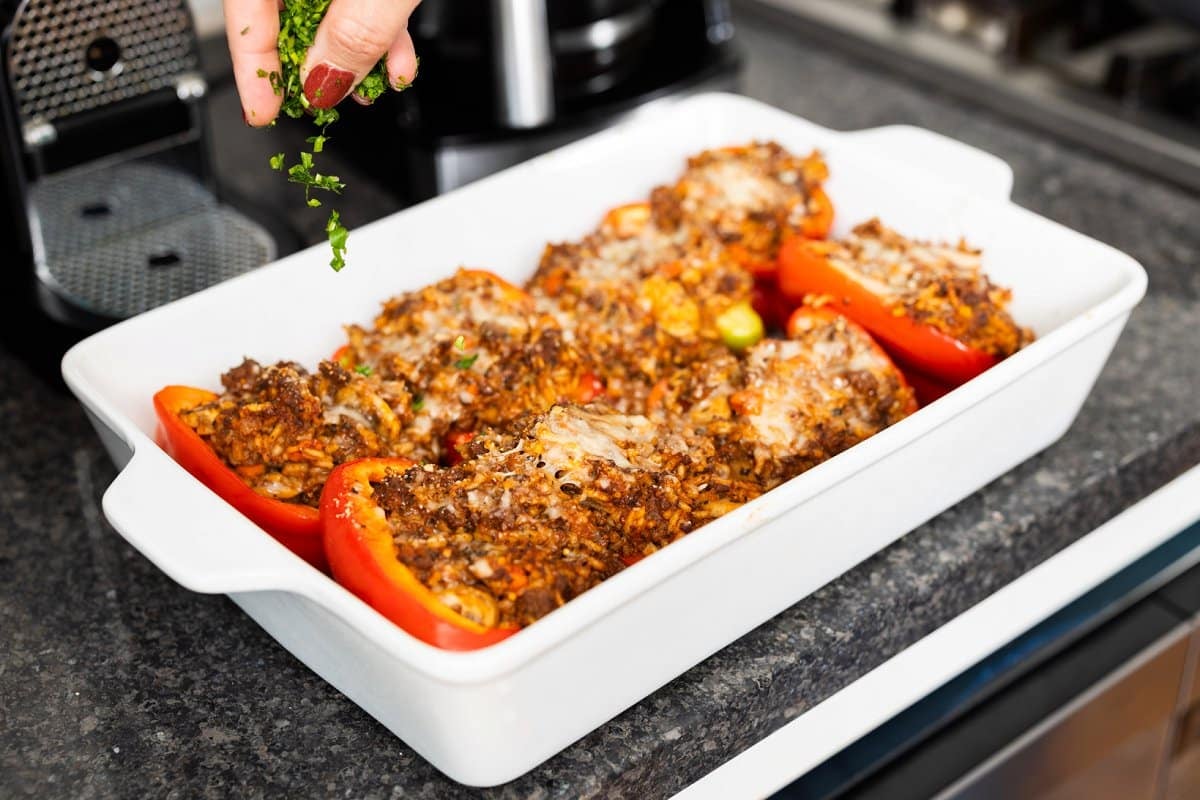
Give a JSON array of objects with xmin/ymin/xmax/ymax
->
[{"xmin": 304, "ymin": 63, "xmax": 354, "ymax": 109}]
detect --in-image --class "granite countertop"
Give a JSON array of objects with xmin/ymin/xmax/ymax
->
[{"xmin": 3, "ymin": 10, "xmax": 1200, "ymax": 799}]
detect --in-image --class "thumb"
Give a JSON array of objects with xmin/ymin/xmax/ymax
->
[{"xmin": 301, "ymin": 0, "xmax": 415, "ymax": 109}]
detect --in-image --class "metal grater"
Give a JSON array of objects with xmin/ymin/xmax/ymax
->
[
  {"xmin": 8, "ymin": 0, "xmax": 199, "ymax": 137},
  {"xmin": 32, "ymin": 162, "xmax": 275, "ymax": 320}
]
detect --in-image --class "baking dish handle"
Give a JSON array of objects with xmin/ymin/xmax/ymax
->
[
  {"xmin": 101, "ymin": 445, "xmax": 317, "ymax": 595},
  {"xmin": 842, "ymin": 125, "xmax": 1014, "ymax": 201}
]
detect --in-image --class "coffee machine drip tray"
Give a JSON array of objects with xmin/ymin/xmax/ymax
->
[{"xmin": 31, "ymin": 161, "xmax": 274, "ymax": 324}]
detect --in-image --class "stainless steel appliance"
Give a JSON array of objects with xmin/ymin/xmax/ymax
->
[
  {"xmin": 0, "ymin": 0, "xmax": 274, "ymax": 327},
  {"xmin": 335, "ymin": 0, "xmax": 742, "ymax": 200}
]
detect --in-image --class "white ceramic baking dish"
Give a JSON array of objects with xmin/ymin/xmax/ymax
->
[{"xmin": 61, "ymin": 93, "xmax": 1146, "ymax": 787}]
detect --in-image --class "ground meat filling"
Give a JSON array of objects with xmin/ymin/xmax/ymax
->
[
  {"xmin": 370, "ymin": 405, "xmax": 762, "ymax": 628},
  {"xmin": 343, "ymin": 269, "xmax": 601, "ymax": 462},
  {"xmin": 366, "ymin": 309, "xmax": 914, "ymax": 630},
  {"xmin": 824, "ymin": 219, "xmax": 1034, "ymax": 357},
  {"xmin": 528, "ymin": 206, "xmax": 754, "ymax": 410},
  {"xmin": 179, "ymin": 359, "xmax": 413, "ymax": 505}
]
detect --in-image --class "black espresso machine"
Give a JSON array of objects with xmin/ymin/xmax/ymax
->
[{"xmin": 336, "ymin": 0, "xmax": 742, "ymax": 202}]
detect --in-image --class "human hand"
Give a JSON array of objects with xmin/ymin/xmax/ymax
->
[{"xmin": 224, "ymin": 0, "xmax": 421, "ymax": 127}]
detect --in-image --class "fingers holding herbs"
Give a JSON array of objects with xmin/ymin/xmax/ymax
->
[
  {"xmin": 232, "ymin": 0, "xmax": 421, "ymax": 271},
  {"xmin": 383, "ymin": 26, "xmax": 420, "ymax": 95},
  {"xmin": 224, "ymin": 0, "xmax": 284, "ymax": 126},
  {"xmin": 301, "ymin": 0, "xmax": 422, "ymax": 109}
]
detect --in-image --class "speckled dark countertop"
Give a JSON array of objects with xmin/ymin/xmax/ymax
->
[{"xmin": 3, "ymin": 10, "xmax": 1200, "ymax": 800}]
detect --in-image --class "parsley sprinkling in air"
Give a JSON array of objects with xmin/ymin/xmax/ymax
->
[
  {"xmin": 258, "ymin": 0, "xmax": 409, "ymax": 271},
  {"xmin": 326, "ymin": 211, "xmax": 348, "ymax": 271},
  {"xmin": 286, "ymin": 152, "xmax": 345, "ymax": 200}
]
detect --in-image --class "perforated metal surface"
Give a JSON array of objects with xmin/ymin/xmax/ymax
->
[
  {"xmin": 7, "ymin": 0, "xmax": 198, "ymax": 124},
  {"xmin": 33, "ymin": 162, "xmax": 274, "ymax": 319}
]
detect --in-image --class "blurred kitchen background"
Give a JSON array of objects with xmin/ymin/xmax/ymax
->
[
  {"xmin": 183, "ymin": 0, "xmax": 1200, "ymax": 214},
  {"xmin": 5, "ymin": 0, "xmax": 1200, "ymax": 334},
  {"xmin": 184, "ymin": 0, "xmax": 1200, "ymax": 219}
]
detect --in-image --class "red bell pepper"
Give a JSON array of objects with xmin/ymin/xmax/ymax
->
[
  {"xmin": 320, "ymin": 458, "xmax": 520, "ymax": 650},
  {"xmin": 751, "ymin": 276, "xmax": 797, "ymax": 334},
  {"xmin": 575, "ymin": 370, "xmax": 606, "ymax": 404},
  {"xmin": 777, "ymin": 238, "xmax": 1000, "ymax": 385},
  {"xmin": 442, "ymin": 430, "xmax": 475, "ymax": 467},
  {"xmin": 785, "ymin": 306, "xmax": 919, "ymax": 417},
  {"xmin": 153, "ymin": 386, "xmax": 327, "ymax": 571},
  {"xmin": 725, "ymin": 243, "xmax": 780, "ymax": 279},
  {"xmin": 901, "ymin": 366, "xmax": 956, "ymax": 407}
]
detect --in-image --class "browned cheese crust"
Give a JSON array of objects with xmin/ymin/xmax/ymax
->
[
  {"xmin": 827, "ymin": 219, "xmax": 1034, "ymax": 357},
  {"xmin": 652, "ymin": 141, "xmax": 830, "ymax": 269},
  {"xmin": 180, "ymin": 359, "xmax": 413, "ymax": 505},
  {"xmin": 653, "ymin": 311, "xmax": 915, "ymax": 489}
]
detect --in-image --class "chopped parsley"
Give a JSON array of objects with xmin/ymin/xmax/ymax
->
[
  {"xmin": 354, "ymin": 364, "xmax": 372, "ymax": 376},
  {"xmin": 326, "ymin": 210, "xmax": 348, "ymax": 271},
  {"xmin": 453, "ymin": 335, "xmax": 466, "ymax": 352},
  {"xmin": 355, "ymin": 65, "xmax": 390, "ymax": 104},
  {"xmin": 411, "ymin": 393, "xmax": 425, "ymax": 412},
  {"xmin": 258, "ymin": 0, "xmax": 410, "ymax": 271},
  {"xmin": 286, "ymin": 152, "xmax": 345, "ymax": 198}
]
